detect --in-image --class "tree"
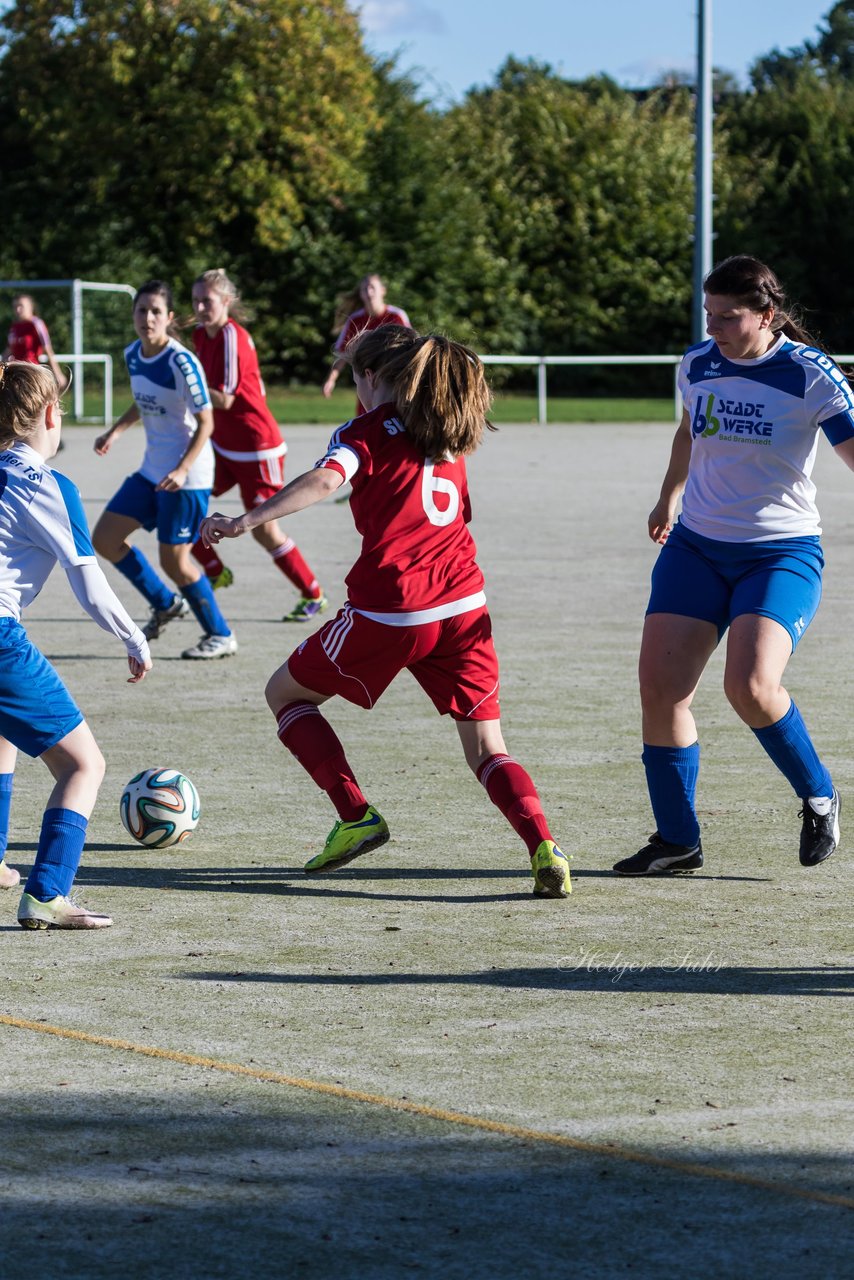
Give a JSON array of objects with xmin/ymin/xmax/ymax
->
[{"xmin": 0, "ymin": 1, "xmax": 377, "ymax": 288}]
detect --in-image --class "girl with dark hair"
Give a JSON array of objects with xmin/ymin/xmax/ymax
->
[
  {"xmin": 0, "ymin": 361, "xmax": 151, "ymax": 929},
  {"xmin": 615, "ymin": 255, "xmax": 854, "ymax": 876},
  {"xmin": 201, "ymin": 325, "xmax": 569, "ymax": 897},
  {"xmin": 92, "ymin": 281, "xmax": 237, "ymax": 660}
]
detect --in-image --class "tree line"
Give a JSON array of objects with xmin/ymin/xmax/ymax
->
[{"xmin": 1, "ymin": 0, "xmax": 853, "ymax": 387}]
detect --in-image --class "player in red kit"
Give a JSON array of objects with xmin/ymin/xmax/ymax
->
[
  {"xmin": 321, "ymin": 274, "xmax": 411, "ymax": 414},
  {"xmin": 201, "ymin": 325, "xmax": 570, "ymax": 899},
  {"xmin": 190, "ymin": 269, "xmax": 327, "ymax": 623},
  {"xmin": 3, "ymin": 294, "xmax": 67, "ymax": 392}
]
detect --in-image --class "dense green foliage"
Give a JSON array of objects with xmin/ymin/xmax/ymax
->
[{"xmin": 1, "ymin": 1, "xmax": 853, "ymax": 381}]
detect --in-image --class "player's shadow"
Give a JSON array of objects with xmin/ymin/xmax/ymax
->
[
  {"xmin": 70, "ymin": 861, "xmax": 770, "ymax": 904},
  {"xmin": 175, "ymin": 964, "xmax": 854, "ymax": 998}
]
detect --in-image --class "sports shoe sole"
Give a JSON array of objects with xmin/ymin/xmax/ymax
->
[
  {"xmin": 613, "ymin": 855, "xmax": 703, "ymax": 876},
  {"xmin": 533, "ymin": 865, "xmax": 570, "ymax": 897},
  {"xmin": 304, "ymin": 829, "xmax": 390, "ymax": 875}
]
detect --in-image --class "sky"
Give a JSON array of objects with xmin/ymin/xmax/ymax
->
[{"xmin": 353, "ymin": 0, "xmax": 836, "ymax": 103}]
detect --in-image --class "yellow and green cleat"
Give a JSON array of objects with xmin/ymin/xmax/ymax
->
[
  {"xmin": 531, "ymin": 840, "xmax": 572, "ymax": 898},
  {"xmin": 210, "ymin": 566, "xmax": 235, "ymax": 591},
  {"xmin": 304, "ymin": 806, "xmax": 390, "ymax": 874}
]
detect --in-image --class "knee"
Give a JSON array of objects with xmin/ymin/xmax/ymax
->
[
  {"xmin": 92, "ymin": 527, "xmax": 118, "ymax": 562},
  {"xmin": 723, "ymin": 671, "xmax": 770, "ymax": 722},
  {"xmin": 638, "ymin": 658, "xmax": 677, "ymax": 713}
]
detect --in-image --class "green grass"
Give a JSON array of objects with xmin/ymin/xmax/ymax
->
[{"xmin": 71, "ymin": 383, "xmax": 676, "ymax": 425}]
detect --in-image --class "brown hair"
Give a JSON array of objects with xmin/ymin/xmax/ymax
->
[
  {"xmin": 0, "ymin": 361, "xmax": 62, "ymax": 445},
  {"xmin": 332, "ymin": 273, "xmax": 386, "ymax": 335},
  {"xmin": 345, "ymin": 326, "xmax": 495, "ymax": 459},
  {"xmin": 704, "ymin": 255, "xmax": 816, "ymax": 346},
  {"xmin": 193, "ymin": 268, "xmax": 249, "ymax": 323}
]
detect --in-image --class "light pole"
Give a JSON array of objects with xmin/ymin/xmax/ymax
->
[{"xmin": 693, "ymin": 0, "xmax": 714, "ymax": 342}]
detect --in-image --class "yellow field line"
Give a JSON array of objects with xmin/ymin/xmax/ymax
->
[{"xmin": 3, "ymin": 1012, "xmax": 852, "ymax": 1211}]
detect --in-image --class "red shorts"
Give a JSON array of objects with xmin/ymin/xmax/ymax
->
[
  {"xmin": 211, "ymin": 452, "xmax": 285, "ymax": 507},
  {"xmin": 287, "ymin": 604, "xmax": 501, "ymax": 720}
]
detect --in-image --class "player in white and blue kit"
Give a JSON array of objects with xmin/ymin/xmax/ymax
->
[
  {"xmin": 615, "ymin": 255, "xmax": 854, "ymax": 876},
  {"xmin": 0, "ymin": 360, "xmax": 151, "ymax": 929},
  {"xmin": 92, "ymin": 281, "xmax": 237, "ymax": 660}
]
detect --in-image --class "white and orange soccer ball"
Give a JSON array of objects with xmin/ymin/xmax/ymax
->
[{"xmin": 120, "ymin": 767, "xmax": 200, "ymax": 848}]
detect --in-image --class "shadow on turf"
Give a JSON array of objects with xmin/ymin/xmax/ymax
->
[
  {"xmin": 174, "ymin": 965, "xmax": 853, "ymax": 997},
  {"xmin": 2, "ymin": 1097, "xmax": 852, "ymax": 1278}
]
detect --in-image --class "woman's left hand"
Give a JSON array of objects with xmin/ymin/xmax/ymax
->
[
  {"xmin": 199, "ymin": 512, "xmax": 243, "ymax": 547},
  {"xmin": 157, "ymin": 466, "xmax": 188, "ymax": 492}
]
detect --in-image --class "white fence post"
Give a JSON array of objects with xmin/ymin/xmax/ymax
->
[
  {"xmin": 71, "ymin": 279, "xmax": 84, "ymax": 420},
  {"xmin": 537, "ymin": 359, "xmax": 547, "ymax": 424}
]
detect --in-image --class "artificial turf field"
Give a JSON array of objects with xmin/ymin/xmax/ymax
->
[{"xmin": 1, "ymin": 422, "xmax": 852, "ymax": 1279}]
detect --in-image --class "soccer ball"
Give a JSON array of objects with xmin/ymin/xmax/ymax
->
[{"xmin": 119, "ymin": 767, "xmax": 200, "ymax": 848}]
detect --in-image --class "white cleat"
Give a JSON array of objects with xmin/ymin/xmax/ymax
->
[
  {"xmin": 17, "ymin": 892, "xmax": 113, "ymax": 930},
  {"xmin": 181, "ymin": 633, "xmax": 238, "ymax": 660},
  {"xmin": 0, "ymin": 858, "xmax": 21, "ymax": 890}
]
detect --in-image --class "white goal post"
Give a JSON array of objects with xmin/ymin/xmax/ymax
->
[{"xmin": 0, "ymin": 277, "xmax": 134, "ymax": 422}]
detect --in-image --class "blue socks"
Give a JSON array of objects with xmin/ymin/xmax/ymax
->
[
  {"xmin": 115, "ymin": 547, "xmax": 173, "ymax": 610},
  {"xmin": 642, "ymin": 743, "xmax": 701, "ymax": 846},
  {"xmin": 183, "ymin": 576, "xmax": 231, "ymax": 637},
  {"xmin": 0, "ymin": 773, "xmax": 12, "ymax": 859},
  {"xmin": 25, "ymin": 808, "xmax": 88, "ymax": 902},
  {"xmin": 751, "ymin": 701, "xmax": 833, "ymax": 800}
]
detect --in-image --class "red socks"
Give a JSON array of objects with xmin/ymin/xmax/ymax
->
[
  {"xmin": 191, "ymin": 537, "xmax": 223, "ymax": 577},
  {"xmin": 476, "ymin": 754, "xmax": 551, "ymax": 856},
  {"xmin": 276, "ymin": 701, "xmax": 366, "ymax": 821},
  {"xmin": 272, "ymin": 539, "xmax": 321, "ymax": 599}
]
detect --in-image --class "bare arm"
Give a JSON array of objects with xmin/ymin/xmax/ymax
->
[
  {"xmin": 648, "ymin": 408, "xmax": 692, "ymax": 544},
  {"xmin": 209, "ymin": 388, "xmax": 235, "ymax": 411},
  {"xmin": 157, "ymin": 407, "xmax": 214, "ymax": 492},
  {"xmin": 833, "ymin": 437, "xmax": 854, "ymax": 472},
  {"xmin": 94, "ymin": 403, "xmax": 140, "ymax": 455},
  {"xmin": 200, "ymin": 466, "xmax": 343, "ymax": 546},
  {"xmin": 43, "ymin": 340, "xmax": 68, "ymax": 393},
  {"xmin": 322, "ymin": 358, "xmax": 347, "ymax": 399}
]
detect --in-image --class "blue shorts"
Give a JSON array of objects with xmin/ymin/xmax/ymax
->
[
  {"xmin": 647, "ymin": 521, "xmax": 824, "ymax": 650},
  {"xmin": 0, "ymin": 618, "xmax": 83, "ymax": 756},
  {"xmin": 106, "ymin": 472, "xmax": 209, "ymax": 545}
]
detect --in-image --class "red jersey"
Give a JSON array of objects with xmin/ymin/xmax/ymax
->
[
  {"xmin": 316, "ymin": 402, "xmax": 485, "ymax": 617},
  {"xmin": 333, "ymin": 305, "xmax": 411, "ymax": 356},
  {"xmin": 193, "ymin": 320, "xmax": 285, "ymax": 458},
  {"xmin": 334, "ymin": 306, "xmax": 412, "ymax": 415},
  {"xmin": 6, "ymin": 316, "xmax": 51, "ymax": 364}
]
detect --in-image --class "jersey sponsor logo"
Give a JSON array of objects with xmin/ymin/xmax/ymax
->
[
  {"xmin": 692, "ymin": 393, "xmax": 773, "ymax": 441},
  {"xmin": 134, "ymin": 392, "xmax": 167, "ymax": 416},
  {"xmin": 383, "ymin": 416, "xmax": 405, "ymax": 436}
]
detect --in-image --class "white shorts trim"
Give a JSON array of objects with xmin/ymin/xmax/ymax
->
[
  {"xmin": 353, "ymin": 590, "xmax": 486, "ymax": 627},
  {"xmin": 213, "ymin": 442, "xmax": 287, "ymax": 462}
]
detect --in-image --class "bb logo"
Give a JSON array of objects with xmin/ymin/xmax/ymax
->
[{"xmin": 692, "ymin": 392, "xmax": 720, "ymax": 438}]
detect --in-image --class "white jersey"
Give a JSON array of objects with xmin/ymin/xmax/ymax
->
[
  {"xmin": 0, "ymin": 442, "xmax": 148, "ymax": 660},
  {"xmin": 125, "ymin": 337, "xmax": 214, "ymax": 489},
  {"xmin": 678, "ymin": 335, "xmax": 854, "ymax": 542}
]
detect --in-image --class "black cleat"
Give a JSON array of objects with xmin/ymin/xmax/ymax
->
[
  {"xmin": 799, "ymin": 789, "xmax": 840, "ymax": 867},
  {"xmin": 613, "ymin": 832, "xmax": 703, "ymax": 876}
]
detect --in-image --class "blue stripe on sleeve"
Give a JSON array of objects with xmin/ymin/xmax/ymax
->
[
  {"xmin": 820, "ymin": 410, "xmax": 854, "ymax": 446},
  {"xmin": 52, "ymin": 471, "xmax": 95, "ymax": 556}
]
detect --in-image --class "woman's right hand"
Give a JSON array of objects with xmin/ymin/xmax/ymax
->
[
  {"xmin": 321, "ymin": 373, "xmax": 337, "ymax": 399},
  {"xmin": 648, "ymin": 499, "xmax": 676, "ymax": 545},
  {"xmin": 93, "ymin": 431, "xmax": 113, "ymax": 455}
]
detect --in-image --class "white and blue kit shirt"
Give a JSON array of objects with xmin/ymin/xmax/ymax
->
[
  {"xmin": 0, "ymin": 441, "xmax": 148, "ymax": 661},
  {"xmin": 125, "ymin": 337, "xmax": 214, "ymax": 490},
  {"xmin": 678, "ymin": 334, "xmax": 854, "ymax": 542}
]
